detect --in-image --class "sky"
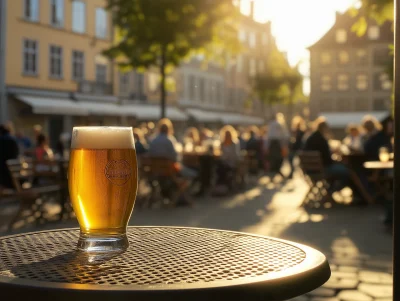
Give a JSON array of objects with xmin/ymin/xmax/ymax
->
[{"xmin": 240, "ymin": 0, "xmax": 358, "ymax": 94}]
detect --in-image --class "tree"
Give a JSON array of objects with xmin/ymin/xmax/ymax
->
[
  {"xmin": 283, "ymin": 66, "xmax": 303, "ymax": 120},
  {"xmin": 104, "ymin": 0, "xmax": 239, "ymax": 119},
  {"xmin": 252, "ymin": 48, "xmax": 303, "ymax": 119}
]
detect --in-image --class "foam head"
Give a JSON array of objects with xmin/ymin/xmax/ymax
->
[{"xmin": 71, "ymin": 127, "xmax": 135, "ymax": 149}]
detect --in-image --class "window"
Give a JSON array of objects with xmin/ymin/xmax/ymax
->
[
  {"xmin": 136, "ymin": 73, "xmax": 145, "ymax": 97},
  {"xmin": 208, "ymin": 81, "xmax": 214, "ymax": 103},
  {"xmin": 320, "ymin": 75, "xmax": 331, "ymax": 92},
  {"xmin": 373, "ymin": 99, "xmax": 389, "ymax": 110},
  {"xmin": 249, "ymin": 58, "xmax": 256, "ymax": 76},
  {"xmin": 72, "ymin": 50, "xmax": 84, "ymax": 80},
  {"xmin": 72, "ymin": 0, "xmax": 86, "ymax": 33},
  {"xmin": 373, "ymin": 48, "xmax": 390, "ymax": 66},
  {"xmin": 148, "ymin": 73, "xmax": 159, "ymax": 92},
  {"xmin": 95, "ymin": 8, "xmax": 108, "ymax": 38},
  {"xmin": 338, "ymin": 51, "xmax": 350, "ymax": 65},
  {"xmin": 337, "ymin": 99, "xmax": 350, "ymax": 112},
  {"xmin": 320, "ymin": 99, "xmax": 333, "ymax": 112},
  {"xmin": 368, "ymin": 26, "xmax": 380, "ymax": 40},
  {"xmin": 336, "ymin": 29, "xmax": 347, "ymax": 43},
  {"xmin": 189, "ymin": 75, "xmax": 196, "ymax": 100},
  {"xmin": 262, "ymin": 32, "xmax": 268, "ymax": 45},
  {"xmin": 356, "ymin": 49, "xmax": 368, "ymax": 65},
  {"xmin": 374, "ymin": 72, "xmax": 392, "ymax": 91},
  {"xmin": 50, "ymin": 0, "xmax": 64, "ymax": 27},
  {"xmin": 119, "ymin": 72, "xmax": 129, "ymax": 94},
  {"xmin": 239, "ymin": 29, "xmax": 246, "ymax": 42},
  {"xmin": 320, "ymin": 52, "xmax": 332, "ymax": 65},
  {"xmin": 216, "ymin": 82, "xmax": 222, "ymax": 104},
  {"xmin": 249, "ymin": 32, "xmax": 256, "ymax": 48},
  {"xmin": 355, "ymin": 98, "xmax": 369, "ymax": 111},
  {"xmin": 96, "ymin": 64, "xmax": 107, "ymax": 83},
  {"xmin": 24, "ymin": 0, "xmax": 39, "ymax": 21},
  {"xmin": 49, "ymin": 45, "xmax": 63, "ymax": 78},
  {"xmin": 356, "ymin": 74, "xmax": 368, "ymax": 91},
  {"xmin": 337, "ymin": 74, "xmax": 349, "ymax": 91},
  {"xmin": 259, "ymin": 60, "xmax": 265, "ymax": 73},
  {"xmin": 23, "ymin": 39, "xmax": 38, "ymax": 75},
  {"xmin": 199, "ymin": 78, "xmax": 205, "ymax": 101},
  {"xmin": 236, "ymin": 55, "xmax": 243, "ymax": 72}
]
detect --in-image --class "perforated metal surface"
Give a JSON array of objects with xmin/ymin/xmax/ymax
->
[{"xmin": 0, "ymin": 227, "xmax": 306, "ymax": 287}]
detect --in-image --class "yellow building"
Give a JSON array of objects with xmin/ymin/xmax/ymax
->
[{"xmin": 0, "ymin": 0, "xmax": 125, "ymax": 145}]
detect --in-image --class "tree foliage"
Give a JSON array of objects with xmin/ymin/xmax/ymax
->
[
  {"xmin": 252, "ymin": 48, "xmax": 303, "ymax": 116},
  {"xmin": 104, "ymin": 0, "xmax": 240, "ymax": 118}
]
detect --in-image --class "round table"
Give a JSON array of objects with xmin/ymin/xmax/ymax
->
[
  {"xmin": 363, "ymin": 160, "xmax": 394, "ymax": 169},
  {"xmin": 0, "ymin": 227, "xmax": 330, "ymax": 301}
]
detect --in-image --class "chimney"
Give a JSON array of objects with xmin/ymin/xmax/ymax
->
[{"xmin": 249, "ymin": 0, "xmax": 255, "ymax": 20}]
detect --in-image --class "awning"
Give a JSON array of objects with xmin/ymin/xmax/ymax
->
[
  {"xmin": 220, "ymin": 112, "xmax": 264, "ymax": 125},
  {"xmin": 186, "ymin": 108, "xmax": 221, "ymax": 123},
  {"xmin": 77, "ymin": 101, "xmax": 128, "ymax": 116},
  {"xmin": 17, "ymin": 95, "xmax": 88, "ymax": 116},
  {"xmin": 320, "ymin": 111, "xmax": 390, "ymax": 128},
  {"xmin": 123, "ymin": 104, "xmax": 188, "ymax": 121}
]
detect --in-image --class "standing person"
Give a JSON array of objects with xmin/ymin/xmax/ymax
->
[
  {"xmin": 0, "ymin": 125, "xmax": 19, "ymax": 189},
  {"xmin": 288, "ymin": 116, "xmax": 306, "ymax": 179},
  {"xmin": 264, "ymin": 113, "xmax": 289, "ymax": 178}
]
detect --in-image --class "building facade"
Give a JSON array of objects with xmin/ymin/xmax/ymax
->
[
  {"xmin": 1, "ymin": 0, "xmax": 283, "ymax": 145},
  {"xmin": 309, "ymin": 12, "xmax": 393, "ymax": 127},
  {"xmin": 2, "ymin": 0, "xmax": 120, "ymax": 146}
]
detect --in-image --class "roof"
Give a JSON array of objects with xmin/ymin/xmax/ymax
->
[{"xmin": 308, "ymin": 11, "xmax": 393, "ymax": 50}]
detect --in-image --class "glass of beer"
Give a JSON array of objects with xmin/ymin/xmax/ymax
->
[{"xmin": 68, "ymin": 127, "xmax": 137, "ymax": 255}]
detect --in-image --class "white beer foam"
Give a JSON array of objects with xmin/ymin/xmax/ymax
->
[{"xmin": 71, "ymin": 127, "xmax": 135, "ymax": 149}]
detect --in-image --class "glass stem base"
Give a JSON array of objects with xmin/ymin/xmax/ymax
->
[{"xmin": 77, "ymin": 232, "xmax": 129, "ymax": 254}]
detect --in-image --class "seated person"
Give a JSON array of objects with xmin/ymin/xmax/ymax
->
[
  {"xmin": 148, "ymin": 119, "xmax": 197, "ymax": 205},
  {"xmin": 364, "ymin": 118, "xmax": 393, "ymax": 161},
  {"xmin": 133, "ymin": 128, "xmax": 148, "ymax": 156},
  {"xmin": 304, "ymin": 117, "xmax": 372, "ymax": 204},
  {"xmin": 343, "ymin": 124, "xmax": 363, "ymax": 153},
  {"xmin": 245, "ymin": 126, "xmax": 262, "ymax": 173},
  {"xmin": 0, "ymin": 124, "xmax": 19, "ymax": 189},
  {"xmin": 216, "ymin": 125, "xmax": 241, "ymax": 189}
]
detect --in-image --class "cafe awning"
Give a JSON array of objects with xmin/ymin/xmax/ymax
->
[
  {"xmin": 320, "ymin": 111, "xmax": 390, "ymax": 128},
  {"xmin": 220, "ymin": 112, "xmax": 264, "ymax": 125},
  {"xmin": 123, "ymin": 104, "xmax": 189, "ymax": 121},
  {"xmin": 186, "ymin": 108, "xmax": 221, "ymax": 123},
  {"xmin": 16, "ymin": 95, "xmax": 88, "ymax": 116},
  {"xmin": 77, "ymin": 101, "xmax": 128, "ymax": 116}
]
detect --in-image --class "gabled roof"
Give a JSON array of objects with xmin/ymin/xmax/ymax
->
[{"xmin": 308, "ymin": 11, "xmax": 393, "ymax": 50}]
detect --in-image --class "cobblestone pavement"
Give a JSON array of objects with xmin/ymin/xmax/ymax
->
[{"xmin": 0, "ymin": 173, "xmax": 393, "ymax": 300}]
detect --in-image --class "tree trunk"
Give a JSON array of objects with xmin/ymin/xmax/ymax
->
[
  {"xmin": 287, "ymin": 91, "xmax": 294, "ymax": 122},
  {"xmin": 160, "ymin": 47, "xmax": 167, "ymax": 119}
]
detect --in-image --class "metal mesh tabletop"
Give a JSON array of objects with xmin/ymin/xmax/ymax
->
[{"xmin": 0, "ymin": 227, "xmax": 330, "ymax": 301}]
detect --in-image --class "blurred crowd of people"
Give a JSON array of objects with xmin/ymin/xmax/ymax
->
[{"xmin": 1, "ymin": 112, "xmax": 394, "ymax": 206}]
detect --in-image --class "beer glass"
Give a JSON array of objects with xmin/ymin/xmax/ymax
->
[{"xmin": 68, "ymin": 127, "xmax": 138, "ymax": 254}]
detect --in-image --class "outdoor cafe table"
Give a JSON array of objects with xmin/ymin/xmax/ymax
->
[{"xmin": 0, "ymin": 227, "xmax": 330, "ymax": 301}]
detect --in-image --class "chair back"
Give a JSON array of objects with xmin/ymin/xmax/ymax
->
[
  {"xmin": 297, "ymin": 151, "xmax": 325, "ymax": 175},
  {"xmin": 143, "ymin": 157, "xmax": 177, "ymax": 178}
]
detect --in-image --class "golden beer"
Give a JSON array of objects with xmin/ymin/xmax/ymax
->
[{"xmin": 68, "ymin": 127, "xmax": 137, "ymax": 254}]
